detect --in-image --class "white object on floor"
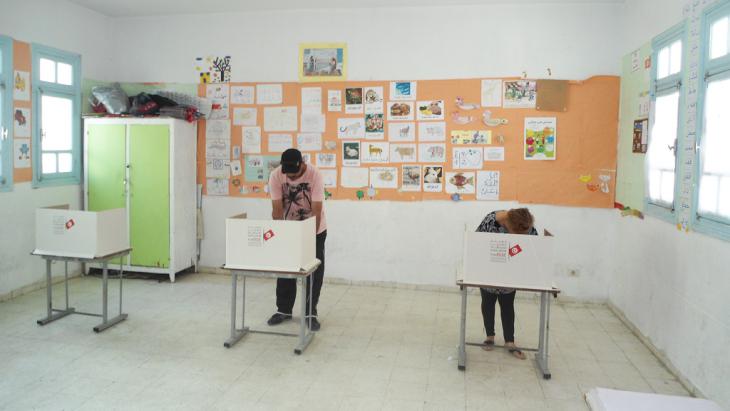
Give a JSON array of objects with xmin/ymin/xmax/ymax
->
[{"xmin": 585, "ymin": 387, "xmax": 724, "ymax": 411}]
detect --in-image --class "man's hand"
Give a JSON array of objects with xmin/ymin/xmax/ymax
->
[{"xmin": 272, "ymin": 200, "xmax": 284, "ymax": 220}]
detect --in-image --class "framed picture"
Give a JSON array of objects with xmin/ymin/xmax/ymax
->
[{"xmin": 299, "ymin": 43, "xmax": 347, "ymax": 82}]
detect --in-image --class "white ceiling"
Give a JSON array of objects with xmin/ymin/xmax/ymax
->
[{"xmin": 69, "ymin": 0, "xmax": 625, "ymax": 17}]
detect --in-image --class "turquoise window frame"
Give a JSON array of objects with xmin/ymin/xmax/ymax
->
[
  {"xmin": 31, "ymin": 43, "xmax": 81, "ymax": 187},
  {"xmin": 692, "ymin": 1, "xmax": 730, "ymax": 242},
  {"xmin": 645, "ymin": 21, "xmax": 687, "ymax": 224},
  {"xmin": 0, "ymin": 35, "xmax": 13, "ymax": 192}
]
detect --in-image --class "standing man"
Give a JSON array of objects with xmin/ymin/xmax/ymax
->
[{"xmin": 267, "ymin": 149, "xmax": 327, "ymax": 331}]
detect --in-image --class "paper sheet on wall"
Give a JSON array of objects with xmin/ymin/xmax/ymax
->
[
  {"xmin": 232, "ymin": 107, "xmax": 257, "ymax": 126},
  {"xmin": 418, "ymin": 122, "xmax": 446, "ymax": 142},
  {"xmin": 446, "ymin": 172, "xmax": 475, "ymax": 194},
  {"xmin": 327, "ymin": 90, "xmax": 342, "ymax": 111},
  {"xmin": 207, "ymin": 158, "xmax": 231, "ymax": 178},
  {"xmin": 390, "ymin": 81, "xmax": 417, "ymax": 101},
  {"xmin": 364, "ymin": 114, "xmax": 385, "ymax": 140},
  {"xmin": 207, "ymin": 178, "xmax": 229, "ymax": 195},
  {"xmin": 484, "ymin": 147, "xmax": 505, "ymax": 161},
  {"xmin": 418, "ymin": 143, "xmax": 446, "ymax": 163},
  {"xmin": 232, "ymin": 145, "xmax": 241, "ymax": 160},
  {"xmin": 452, "ymin": 147, "xmax": 483, "ymax": 169},
  {"xmin": 244, "ymin": 155, "xmax": 280, "ymax": 182},
  {"xmin": 316, "ymin": 153, "xmax": 337, "ymax": 168},
  {"xmin": 387, "ymin": 102, "xmax": 415, "ymax": 121},
  {"xmin": 423, "ymin": 166, "xmax": 444, "ymax": 193},
  {"xmin": 321, "ymin": 169, "xmax": 337, "ymax": 188},
  {"xmin": 361, "ymin": 142, "xmax": 389, "ymax": 163},
  {"xmin": 268, "ymin": 134, "xmax": 292, "ymax": 153},
  {"xmin": 345, "ymin": 88, "xmax": 363, "ymax": 114},
  {"xmin": 503, "ymin": 80, "xmax": 536, "ymax": 108},
  {"xmin": 194, "ymin": 55, "xmax": 231, "ymax": 84},
  {"xmin": 256, "ymin": 84, "xmax": 283, "ymax": 105},
  {"xmin": 337, "ymin": 118, "xmax": 365, "ymax": 139},
  {"xmin": 341, "ymin": 167, "xmax": 369, "ymax": 188},
  {"xmin": 14, "ymin": 138, "xmax": 31, "ymax": 168},
  {"xmin": 342, "ymin": 141, "xmax": 361, "ymax": 166},
  {"xmin": 206, "ymin": 139, "xmax": 230, "ymax": 159},
  {"xmin": 370, "ymin": 167, "xmax": 398, "ymax": 189},
  {"xmin": 451, "ymin": 130, "xmax": 491, "ymax": 145},
  {"xmin": 13, "ymin": 107, "xmax": 30, "ymax": 137},
  {"xmin": 231, "ymin": 86, "xmax": 254, "ymax": 104},
  {"xmin": 230, "ymin": 160, "xmax": 242, "ymax": 176},
  {"xmin": 364, "ymin": 87, "xmax": 384, "ymax": 114},
  {"xmin": 481, "ymin": 79, "xmax": 502, "ymax": 107},
  {"xmin": 401, "ymin": 165, "xmax": 421, "ymax": 191},
  {"xmin": 416, "ymin": 100, "xmax": 445, "ymax": 121},
  {"xmin": 264, "ymin": 106, "xmax": 298, "ymax": 131},
  {"xmin": 301, "ymin": 113, "xmax": 325, "ymax": 132},
  {"xmin": 476, "ymin": 171, "xmax": 500, "ymax": 200},
  {"xmin": 389, "ymin": 144, "xmax": 417, "ymax": 163},
  {"xmin": 388, "ymin": 122, "xmax": 415, "ymax": 142},
  {"xmin": 242, "ymin": 127, "xmax": 262, "ymax": 153},
  {"xmin": 297, "ymin": 133, "xmax": 322, "ymax": 151},
  {"xmin": 206, "ymin": 84, "xmax": 230, "ymax": 119},
  {"xmin": 524, "ymin": 117, "xmax": 556, "ymax": 160},
  {"xmin": 301, "ymin": 87, "xmax": 322, "ymax": 113},
  {"xmin": 206, "ymin": 119, "xmax": 231, "ymax": 141},
  {"xmin": 13, "ymin": 71, "xmax": 30, "ymax": 101}
]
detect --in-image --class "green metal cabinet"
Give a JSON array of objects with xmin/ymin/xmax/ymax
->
[{"xmin": 84, "ymin": 118, "xmax": 198, "ymax": 282}]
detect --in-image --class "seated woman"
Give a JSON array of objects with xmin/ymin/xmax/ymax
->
[{"xmin": 476, "ymin": 208, "xmax": 537, "ymax": 360}]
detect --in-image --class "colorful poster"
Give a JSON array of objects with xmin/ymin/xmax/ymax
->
[
  {"xmin": 423, "ymin": 165, "xmax": 444, "ymax": 192},
  {"xmin": 337, "ymin": 118, "xmax": 365, "ymax": 139},
  {"xmin": 484, "ymin": 147, "xmax": 505, "ymax": 161},
  {"xmin": 452, "ymin": 147, "xmax": 483, "ymax": 169},
  {"xmin": 524, "ymin": 117, "xmax": 557, "ymax": 160},
  {"xmin": 370, "ymin": 167, "xmax": 398, "ymax": 189},
  {"xmin": 446, "ymin": 172, "xmax": 476, "ymax": 194},
  {"xmin": 232, "ymin": 107, "xmax": 257, "ymax": 126},
  {"xmin": 231, "ymin": 86, "xmax": 254, "ymax": 104},
  {"xmin": 418, "ymin": 122, "xmax": 446, "ymax": 142},
  {"xmin": 481, "ymin": 79, "xmax": 502, "ymax": 107},
  {"xmin": 342, "ymin": 141, "xmax": 361, "ymax": 166},
  {"xmin": 389, "ymin": 144, "xmax": 417, "ymax": 163},
  {"xmin": 244, "ymin": 155, "xmax": 280, "ymax": 182},
  {"xmin": 327, "ymin": 90, "xmax": 342, "ymax": 112},
  {"xmin": 388, "ymin": 122, "xmax": 416, "ymax": 142},
  {"xmin": 390, "ymin": 81, "xmax": 417, "ymax": 101},
  {"xmin": 321, "ymin": 169, "xmax": 337, "ymax": 188},
  {"xmin": 14, "ymin": 138, "xmax": 30, "ymax": 168},
  {"xmin": 341, "ymin": 167, "xmax": 369, "ymax": 188},
  {"xmin": 13, "ymin": 108, "xmax": 30, "ymax": 137},
  {"xmin": 451, "ymin": 130, "xmax": 491, "ymax": 145},
  {"xmin": 345, "ymin": 87, "xmax": 363, "ymax": 114},
  {"xmin": 13, "ymin": 71, "xmax": 30, "ymax": 101},
  {"xmin": 387, "ymin": 102, "xmax": 414, "ymax": 121},
  {"xmin": 256, "ymin": 84, "xmax": 283, "ymax": 105},
  {"xmin": 365, "ymin": 114, "xmax": 384, "ymax": 140},
  {"xmin": 206, "ymin": 84, "xmax": 230, "ymax": 119},
  {"xmin": 503, "ymin": 80, "xmax": 537, "ymax": 108},
  {"xmin": 206, "ymin": 178, "xmax": 230, "ymax": 195},
  {"xmin": 401, "ymin": 165, "xmax": 421, "ymax": 191},
  {"xmin": 242, "ymin": 127, "xmax": 262, "ymax": 154},
  {"xmin": 194, "ymin": 55, "xmax": 231, "ymax": 84},
  {"xmin": 299, "ymin": 43, "xmax": 346, "ymax": 82},
  {"xmin": 297, "ymin": 133, "xmax": 322, "ymax": 151},
  {"xmin": 316, "ymin": 152, "xmax": 337, "ymax": 168},
  {"xmin": 418, "ymin": 143, "xmax": 446, "ymax": 163},
  {"xmin": 364, "ymin": 87, "xmax": 384, "ymax": 114},
  {"xmin": 361, "ymin": 142, "xmax": 389, "ymax": 163},
  {"xmin": 416, "ymin": 100, "xmax": 445, "ymax": 120},
  {"xmin": 268, "ymin": 134, "xmax": 292, "ymax": 153},
  {"xmin": 476, "ymin": 170, "xmax": 500, "ymax": 200},
  {"xmin": 632, "ymin": 118, "xmax": 648, "ymax": 154}
]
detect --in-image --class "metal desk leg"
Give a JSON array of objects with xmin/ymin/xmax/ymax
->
[
  {"xmin": 294, "ymin": 275, "xmax": 314, "ymax": 355},
  {"xmin": 37, "ymin": 258, "xmax": 74, "ymax": 325},
  {"xmin": 536, "ymin": 291, "xmax": 552, "ymax": 379},
  {"xmin": 93, "ymin": 261, "xmax": 127, "ymax": 333},
  {"xmin": 224, "ymin": 273, "xmax": 248, "ymax": 348},
  {"xmin": 458, "ymin": 285, "xmax": 467, "ymax": 371}
]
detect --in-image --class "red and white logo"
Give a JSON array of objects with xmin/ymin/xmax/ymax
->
[
  {"xmin": 263, "ymin": 229, "xmax": 275, "ymax": 241},
  {"xmin": 508, "ymin": 244, "xmax": 522, "ymax": 257},
  {"xmin": 65, "ymin": 219, "xmax": 75, "ymax": 230}
]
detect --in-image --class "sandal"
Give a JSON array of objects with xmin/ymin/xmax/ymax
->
[
  {"xmin": 508, "ymin": 347, "xmax": 526, "ymax": 360},
  {"xmin": 481, "ymin": 338, "xmax": 495, "ymax": 351}
]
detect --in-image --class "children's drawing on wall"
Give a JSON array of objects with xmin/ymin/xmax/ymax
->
[
  {"xmin": 446, "ymin": 172, "xmax": 476, "ymax": 194},
  {"xmin": 481, "ymin": 79, "xmax": 502, "ymax": 107},
  {"xmin": 423, "ymin": 166, "xmax": 444, "ymax": 192},
  {"xmin": 320, "ymin": 169, "xmax": 337, "ymax": 188},
  {"xmin": 451, "ymin": 111, "xmax": 475, "ymax": 125},
  {"xmin": 232, "ymin": 146, "xmax": 241, "ymax": 160},
  {"xmin": 206, "ymin": 84, "xmax": 230, "ymax": 119},
  {"xmin": 524, "ymin": 117, "xmax": 556, "ymax": 160},
  {"xmin": 13, "ymin": 108, "xmax": 30, "ymax": 137},
  {"xmin": 268, "ymin": 134, "xmax": 292, "ymax": 153},
  {"xmin": 365, "ymin": 114, "xmax": 385, "ymax": 139},
  {"xmin": 370, "ymin": 167, "xmax": 398, "ymax": 189},
  {"xmin": 206, "ymin": 158, "xmax": 231, "ymax": 178},
  {"xmin": 263, "ymin": 106, "xmax": 298, "ymax": 132},
  {"xmin": 389, "ymin": 144, "xmax": 417, "ymax": 163},
  {"xmin": 390, "ymin": 81, "xmax": 417, "ymax": 101},
  {"xmin": 476, "ymin": 170, "xmax": 500, "ymax": 200},
  {"xmin": 419, "ymin": 143, "xmax": 446, "ymax": 163},
  {"xmin": 452, "ymin": 147, "xmax": 483, "ymax": 169},
  {"xmin": 242, "ymin": 127, "xmax": 262, "ymax": 153},
  {"xmin": 194, "ymin": 55, "xmax": 231, "ymax": 84},
  {"xmin": 230, "ymin": 86, "xmax": 254, "ymax": 104},
  {"xmin": 401, "ymin": 165, "xmax": 421, "ymax": 191},
  {"xmin": 230, "ymin": 160, "xmax": 242, "ymax": 176},
  {"xmin": 361, "ymin": 142, "xmax": 389, "ymax": 163},
  {"xmin": 387, "ymin": 102, "xmax": 414, "ymax": 121},
  {"xmin": 206, "ymin": 119, "xmax": 231, "ymax": 141},
  {"xmin": 206, "ymin": 139, "xmax": 230, "ymax": 159},
  {"xmin": 327, "ymin": 90, "xmax": 342, "ymax": 112},
  {"xmin": 416, "ymin": 100, "xmax": 444, "ymax": 120},
  {"xmin": 337, "ymin": 118, "xmax": 365, "ymax": 139},
  {"xmin": 484, "ymin": 147, "xmax": 505, "ymax": 162},
  {"xmin": 206, "ymin": 178, "xmax": 230, "ymax": 195},
  {"xmin": 13, "ymin": 71, "xmax": 30, "ymax": 101},
  {"xmin": 256, "ymin": 84, "xmax": 283, "ymax": 105},
  {"xmin": 316, "ymin": 153, "xmax": 337, "ymax": 168},
  {"xmin": 232, "ymin": 107, "xmax": 257, "ymax": 126},
  {"xmin": 299, "ymin": 43, "xmax": 346, "ymax": 82},
  {"xmin": 297, "ymin": 133, "xmax": 322, "ymax": 151},
  {"xmin": 364, "ymin": 87, "xmax": 384, "ymax": 114},
  {"xmin": 418, "ymin": 122, "xmax": 446, "ymax": 142},
  {"xmin": 451, "ymin": 130, "xmax": 491, "ymax": 145},
  {"xmin": 388, "ymin": 122, "xmax": 415, "ymax": 142},
  {"xmin": 244, "ymin": 155, "xmax": 280, "ymax": 182},
  {"xmin": 341, "ymin": 167, "xmax": 369, "ymax": 188},
  {"xmin": 503, "ymin": 80, "xmax": 537, "ymax": 108},
  {"xmin": 14, "ymin": 139, "xmax": 30, "ymax": 168},
  {"xmin": 342, "ymin": 141, "xmax": 361, "ymax": 166},
  {"xmin": 599, "ymin": 174, "xmax": 612, "ymax": 194},
  {"xmin": 455, "ymin": 97, "xmax": 479, "ymax": 110},
  {"xmin": 301, "ymin": 87, "xmax": 323, "ymax": 113},
  {"xmin": 345, "ymin": 87, "xmax": 363, "ymax": 113}
]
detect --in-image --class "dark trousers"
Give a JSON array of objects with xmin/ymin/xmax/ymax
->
[
  {"xmin": 276, "ymin": 230, "xmax": 326, "ymax": 317},
  {"xmin": 480, "ymin": 289, "xmax": 516, "ymax": 343}
]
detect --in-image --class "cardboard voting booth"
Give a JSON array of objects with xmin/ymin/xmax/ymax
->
[
  {"xmin": 225, "ymin": 214, "xmax": 317, "ymax": 272},
  {"xmin": 585, "ymin": 388, "xmax": 724, "ymax": 411},
  {"xmin": 460, "ymin": 231, "xmax": 555, "ymax": 290},
  {"xmin": 34, "ymin": 205, "xmax": 129, "ymax": 259}
]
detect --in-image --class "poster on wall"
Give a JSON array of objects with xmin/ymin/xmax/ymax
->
[
  {"xmin": 401, "ymin": 165, "xmax": 421, "ymax": 191},
  {"xmin": 317, "ymin": 153, "xmax": 337, "ymax": 168},
  {"xmin": 390, "ymin": 81, "xmax": 417, "ymax": 101},
  {"xmin": 452, "ymin": 147, "xmax": 483, "ymax": 169},
  {"xmin": 387, "ymin": 102, "xmax": 414, "ymax": 121},
  {"xmin": 365, "ymin": 114, "xmax": 384, "ymax": 140},
  {"xmin": 503, "ymin": 80, "xmax": 537, "ymax": 108},
  {"xmin": 341, "ymin": 167, "xmax": 369, "ymax": 188},
  {"xmin": 13, "ymin": 107, "xmax": 30, "ymax": 137},
  {"xmin": 632, "ymin": 118, "xmax": 648, "ymax": 154},
  {"xmin": 264, "ymin": 107, "xmax": 298, "ymax": 132},
  {"xmin": 301, "ymin": 87, "xmax": 322, "ymax": 113},
  {"xmin": 417, "ymin": 122, "xmax": 446, "ymax": 142},
  {"xmin": 445, "ymin": 172, "xmax": 475, "ymax": 194},
  {"xmin": 321, "ymin": 169, "xmax": 337, "ymax": 188},
  {"xmin": 206, "ymin": 84, "xmax": 230, "ymax": 119},
  {"xmin": 416, "ymin": 100, "xmax": 444, "ymax": 121},
  {"xmin": 388, "ymin": 122, "xmax": 415, "ymax": 142},
  {"xmin": 345, "ymin": 87, "xmax": 363, "ymax": 113},
  {"xmin": 13, "ymin": 71, "xmax": 30, "ymax": 101},
  {"xmin": 299, "ymin": 43, "xmax": 347, "ymax": 82},
  {"xmin": 256, "ymin": 84, "xmax": 283, "ymax": 105},
  {"xmin": 337, "ymin": 118, "xmax": 365, "ymax": 139},
  {"xmin": 232, "ymin": 107, "xmax": 257, "ymax": 126},
  {"xmin": 327, "ymin": 90, "xmax": 342, "ymax": 111},
  {"xmin": 361, "ymin": 142, "xmax": 389, "ymax": 163},
  {"xmin": 389, "ymin": 144, "xmax": 417, "ymax": 163},
  {"xmin": 370, "ymin": 167, "xmax": 398, "ymax": 189},
  {"xmin": 206, "ymin": 178, "xmax": 230, "ymax": 195},
  {"xmin": 476, "ymin": 170, "xmax": 500, "ymax": 200},
  {"xmin": 244, "ymin": 155, "xmax": 280, "ymax": 182},
  {"xmin": 297, "ymin": 133, "xmax": 323, "ymax": 151},
  {"xmin": 207, "ymin": 158, "xmax": 231, "ymax": 178},
  {"xmin": 451, "ymin": 130, "xmax": 491, "ymax": 145},
  {"xmin": 242, "ymin": 127, "xmax": 262, "ymax": 153},
  {"xmin": 418, "ymin": 143, "xmax": 446, "ymax": 163},
  {"xmin": 268, "ymin": 134, "xmax": 293, "ymax": 153},
  {"xmin": 231, "ymin": 86, "xmax": 254, "ymax": 104},
  {"xmin": 14, "ymin": 138, "xmax": 30, "ymax": 168},
  {"xmin": 524, "ymin": 117, "xmax": 557, "ymax": 160},
  {"xmin": 423, "ymin": 165, "xmax": 443, "ymax": 192},
  {"xmin": 364, "ymin": 87, "xmax": 384, "ymax": 114},
  {"xmin": 481, "ymin": 79, "xmax": 502, "ymax": 107},
  {"xmin": 194, "ymin": 55, "xmax": 232, "ymax": 84},
  {"xmin": 342, "ymin": 141, "xmax": 361, "ymax": 166}
]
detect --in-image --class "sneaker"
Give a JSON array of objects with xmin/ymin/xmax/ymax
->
[
  {"xmin": 267, "ymin": 313, "xmax": 292, "ymax": 326},
  {"xmin": 308, "ymin": 317, "xmax": 321, "ymax": 331}
]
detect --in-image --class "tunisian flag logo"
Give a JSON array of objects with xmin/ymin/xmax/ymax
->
[
  {"xmin": 65, "ymin": 219, "xmax": 75, "ymax": 230},
  {"xmin": 508, "ymin": 244, "xmax": 522, "ymax": 257},
  {"xmin": 263, "ymin": 229, "xmax": 275, "ymax": 241}
]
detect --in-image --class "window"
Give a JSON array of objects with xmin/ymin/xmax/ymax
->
[
  {"xmin": 0, "ymin": 36, "xmax": 12, "ymax": 191},
  {"xmin": 647, "ymin": 25, "xmax": 684, "ymax": 215},
  {"xmin": 695, "ymin": 2, "xmax": 730, "ymax": 235},
  {"xmin": 31, "ymin": 44, "xmax": 80, "ymax": 186}
]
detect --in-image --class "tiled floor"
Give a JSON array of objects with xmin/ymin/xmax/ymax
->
[{"xmin": 0, "ymin": 273, "xmax": 688, "ymax": 410}]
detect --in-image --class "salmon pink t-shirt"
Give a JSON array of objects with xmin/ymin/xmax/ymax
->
[{"xmin": 268, "ymin": 164, "xmax": 327, "ymax": 234}]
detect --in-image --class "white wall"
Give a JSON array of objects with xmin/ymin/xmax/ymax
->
[
  {"xmin": 109, "ymin": 3, "xmax": 624, "ymax": 82},
  {"xmin": 621, "ymin": 0, "xmax": 688, "ymax": 52}
]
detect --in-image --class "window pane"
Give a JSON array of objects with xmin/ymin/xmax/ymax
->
[
  {"xmin": 42, "ymin": 153, "xmax": 57, "ymax": 174},
  {"xmin": 39, "ymin": 58, "xmax": 56, "ymax": 83},
  {"xmin": 657, "ymin": 47, "xmax": 670, "ymax": 79},
  {"xmin": 58, "ymin": 152, "xmax": 72, "ymax": 173},
  {"xmin": 41, "ymin": 95, "xmax": 73, "ymax": 151},
  {"xmin": 719, "ymin": 176, "xmax": 730, "ymax": 218},
  {"xmin": 649, "ymin": 169, "xmax": 661, "ymax": 200},
  {"xmin": 648, "ymin": 91, "xmax": 679, "ymax": 204},
  {"xmin": 57, "ymin": 62, "xmax": 72, "ymax": 86},
  {"xmin": 702, "ymin": 78, "xmax": 730, "ymax": 174},
  {"xmin": 669, "ymin": 40, "xmax": 682, "ymax": 75},
  {"xmin": 660, "ymin": 170, "xmax": 675, "ymax": 203},
  {"xmin": 710, "ymin": 16, "xmax": 729, "ymax": 60}
]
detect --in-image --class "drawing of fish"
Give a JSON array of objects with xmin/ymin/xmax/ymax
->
[{"xmin": 449, "ymin": 173, "xmax": 474, "ymax": 188}]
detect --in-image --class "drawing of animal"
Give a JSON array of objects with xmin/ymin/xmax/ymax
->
[
  {"xmin": 339, "ymin": 122, "xmax": 362, "ymax": 134},
  {"xmin": 399, "ymin": 125, "xmax": 410, "ymax": 137},
  {"xmin": 424, "ymin": 167, "xmax": 441, "ymax": 183},
  {"xmin": 428, "ymin": 101, "xmax": 442, "ymax": 116},
  {"xmin": 394, "ymin": 147, "xmax": 415, "ymax": 158},
  {"xmin": 404, "ymin": 168, "xmax": 420, "ymax": 182},
  {"xmin": 449, "ymin": 173, "xmax": 474, "ymax": 188},
  {"xmin": 345, "ymin": 146, "xmax": 358, "ymax": 157},
  {"xmin": 379, "ymin": 170, "xmax": 394, "ymax": 181},
  {"xmin": 14, "ymin": 109, "xmax": 26, "ymax": 126},
  {"xmin": 368, "ymin": 145, "xmax": 383, "ymax": 157},
  {"xmin": 427, "ymin": 146, "xmax": 444, "ymax": 158}
]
